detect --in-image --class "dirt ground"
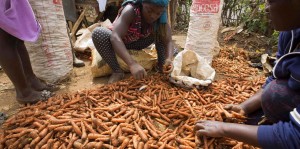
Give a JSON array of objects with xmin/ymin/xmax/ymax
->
[{"xmin": 0, "ymin": 34, "xmax": 188, "ymax": 117}]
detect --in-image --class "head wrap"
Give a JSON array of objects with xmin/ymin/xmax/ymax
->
[{"xmin": 122, "ymin": 0, "xmax": 169, "ymax": 24}]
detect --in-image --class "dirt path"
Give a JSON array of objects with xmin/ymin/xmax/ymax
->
[{"xmin": 0, "ymin": 34, "xmax": 187, "ymax": 117}]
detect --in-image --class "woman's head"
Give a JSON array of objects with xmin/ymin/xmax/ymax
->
[
  {"xmin": 266, "ymin": 0, "xmax": 300, "ymax": 31},
  {"xmin": 142, "ymin": 2, "xmax": 165, "ymax": 24}
]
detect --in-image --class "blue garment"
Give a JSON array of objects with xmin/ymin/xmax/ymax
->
[
  {"xmin": 122, "ymin": 0, "xmax": 169, "ymax": 24},
  {"xmin": 263, "ymin": 29, "xmax": 300, "ymax": 90},
  {"xmin": 258, "ymin": 106, "xmax": 300, "ymax": 149}
]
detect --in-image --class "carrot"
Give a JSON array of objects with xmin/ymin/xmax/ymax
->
[
  {"xmin": 66, "ymin": 134, "xmax": 78, "ymax": 149},
  {"xmin": 102, "ymin": 144, "xmax": 115, "ymax": 149},
  {"xmin": 157, "ymin": 110, "xmax": 171, "ymax": 122},
  {"xmin": 93, "ymin": 118, "xmax": 110, "ymax": 131},
  {"xmin": 121, "ymin": 127, "xmax": 136, "ymax": 134},
  {"xmin": 155, "ymin": 118, "xmax": 169, "ymax": 126},
  {"xmin": 85, "ymin": 142, "xmax": 103, "ymax": 149},
  {"xmin": 122, "ymin": 108, "xmax": 135, "ymax": 118},
  {"xmin": 161, "ymin": 134, "xmax": 176, "ymax": 142},
  {"xmin": 73, "ymin": 141, "xmax": 83, "ymax": 149},
  {"xmin": 132, "ymin": 109, "xmax": 139, "ymax": 120},
  {"xmin": 53, "ymin": 141, "xmax": 61, "ymax": 149},
  {"xmin": 137, "ymin": 142, "xmax": 145, "ymax": 149},
  {"xmin": 87, "ymin": 133, "xmax": 109, "ymax": 139},
  {"xmin": 113, "ymin": 108, "xmax": 127, "ymax": 118},
  {"xmin": 48, "ymin": 124, "xmax": 65, "ymax": 130},
  {"xmin": 176, "ymin": 138, "xmax": 196, "ymax": 148},
  {"xmin": 54, "ymin": 126, "xmax": 73, "ymax": 131},
  {"xmin": 119, "ymin": 138, "xmax": 130, "ymax": 149},
  {"xmin": 143, "ymin": 120, "xmax": 159, "ymax": 139},
  {"xmin": 96, "ymin": 114, "xmax": 109, "ymax": 121},
  {"xmin": 134, "ymin": 121, "xmax": 148, "ymax": 142},
  {"xmin": 81, "ymin": 121, "xmax": 87, "ymax": 140},
  {"xmin": 111, "ymin": 118, "xmax": 126, "ymax": 123},
  {"xmin": 35, "ymin": 131, "xmax": 53, "ymax": 149},
  {"xmin": 94, "ymin": 104, "xmax": 124, "ymax": 112},
  {"xmin": 132, "ymin": 135, "xmax": 140, "ymax": 148},
  {"xmin": 148, "ymin": 112, "xmax": 161, "ymax": 118},
  {"xmin": 71, "ymin": 121, "xmax": 82, "ymax": 136},
  {"xmin": 111, "ymin": 125, "xmax": 120, "ymax": 139},
  {"xmin": 179, "ymin": 145, "xmax": 193, "ymax": 149},
  {"xmin": 119, "ymin": 92, "xmax": 137, "ymax": 100},
  {"xmin": 29, "ymin": 136, "xmax": 41, "ymax": 148},
  {"xmin": 83, "ymin": 121, "xmax": 96, "ymax": 133}
]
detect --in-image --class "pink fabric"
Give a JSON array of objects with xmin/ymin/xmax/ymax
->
[{"xmin": 0, "ymin": 0, "xmax": 40, "ymax": 42}]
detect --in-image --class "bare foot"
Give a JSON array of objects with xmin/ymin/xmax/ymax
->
[
  {"xmin": 16, "ymin": 90, "xmax": 52, "ymax": 104},
  {"xmin": 29, "ymin": 77, "xmax": 59, "ymax": 92},
  {"xmin": 108, "ymin": 72, "xmax": 125, "ymax": 84}
]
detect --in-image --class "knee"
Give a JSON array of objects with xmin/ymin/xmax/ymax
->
[
  {"xmin": 92, "ymin": 27, "xmax": 111, "ymax": 42},
  {"xmin": 261, "ymin": 79, "xmax": 298, "ymax": 122}
]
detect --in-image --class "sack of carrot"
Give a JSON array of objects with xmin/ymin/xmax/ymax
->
[{"xmin": 0, "ymin": 46, "xmax": 264, "ymax": 149}]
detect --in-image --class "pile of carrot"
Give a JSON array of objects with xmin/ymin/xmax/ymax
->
[{"xmin": 0, "ymin": 47, "xmax": 264, "ymax": 149}]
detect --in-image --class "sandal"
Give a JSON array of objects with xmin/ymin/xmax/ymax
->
[{"xmin": 0, "ymin": 112, "xmax": 7, "ymax": 125}]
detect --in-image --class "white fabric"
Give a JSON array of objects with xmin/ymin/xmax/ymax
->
[{"xmin": 97, "ymin": 0, "xmax": 107, "ymax": 12}]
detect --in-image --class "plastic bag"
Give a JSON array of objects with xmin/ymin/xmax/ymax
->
[{"xmin": 169, "ymin": 50, "xmax": 216, "ymax": 89}]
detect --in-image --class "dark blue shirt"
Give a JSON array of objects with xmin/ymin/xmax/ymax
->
[
  {"xmin": 263, "ymin": 29, "xmax": 300, "ymax": 90},
  {"xmin": 258, "ymin": 106, "xmax": 300, "ymax": 149}
]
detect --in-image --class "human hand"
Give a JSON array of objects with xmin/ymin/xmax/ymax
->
[
  {"xmin": 224, "ymin": 104, "xmax": 246, "ymax": 115},
  {"xmin": 129, "ymin": 63, "xmax": 147, "ymax": 80},
  {"xmin": 163, "ymin": 58, "xmax": 173, "ymax": 74},
  {"xmin": 194, "ymin": 120, "xmax": 225, "ymax": 138}
]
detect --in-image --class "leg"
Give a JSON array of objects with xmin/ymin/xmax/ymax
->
[
  {"xmin": 92, "ymin": 27, "xmax": 125, "ymax": 83},
  {"xmin": 0, "ymin": 29, "xmax": 49, "ymax": 103},
  {"xmin": 17, "ymin": 40, "xmax": 58, "ymax": 92},
  {"xmin": 261, "ymin": 79, "xmax": 300, "ymax": 123},
  {"xmin": 92, "ymin": 27, "xmax": 123, "ymax": 73}
]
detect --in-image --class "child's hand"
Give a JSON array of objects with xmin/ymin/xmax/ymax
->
[
  {"xmin": 224, "ymin": 104, "xmax": 246, "ymax": 115},
  {"xmin": 129, "ymin": 63, "xmax": 147, "ymax": 80},
  {"xmin": 194, "ymin": 120, "xmax": 225, "ymax": 138}
]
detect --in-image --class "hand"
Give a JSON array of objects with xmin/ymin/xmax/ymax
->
[
  {"xmin": 163, "ymin": 58, "xmax": 173, "ymax": 74},
  {"xmin": 129, "ymin": 63, "xmax": 147, "ymax": 80},
  {"xmin": 194, "ymin": 120, "xmax": 225, "ymax": 138},
  {"xmin": 224, "ymin": 104, "xmax": 246, "ymax": 115}
]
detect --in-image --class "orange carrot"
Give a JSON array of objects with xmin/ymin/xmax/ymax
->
[
  {"xmin": 121, "ymin": 127, "xmax": 136, "ymax": 134},
  {"xmin": 111, "ymin": 118, "xmax": 126, "ymax": 123},
  {"xmin": 54, "ymin": 126, "xmax": 72, "ymax": 131},
  {"xmin": 137, "ymin": 142, "xmax": 145, "ymax": 149},
  {"xmin": 119, "ymin": 92, "xmax": 137, "ymax": 100},
  {"xmin": 81, "ymin": 121, "xmax": 87, "ymax": 140},
  {"xmin": 134, "ymin": 121, "xmax": 148, "ymax": 142},
  {"xmin": 87, "ymin": 133, "xmax": 109, "ymax": 140},
  {"xmin": 71, "ymin": 121, "xmax": 82, "ymax": 136},
  {"xmin": 85, "ymin": 142, "xmax": 103, "ymax": 149},
  {"xmin": 119, "ymin": 138, "xmax": 130, "ymax": 149},
  {"xmin": 83, "ymin": 121, "xmax": 96, "ymax": 133}
]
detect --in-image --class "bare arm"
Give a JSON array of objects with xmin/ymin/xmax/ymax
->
[
  {"xmin": 163, "ymin": 24, "xmax": 174, "ymax": 61},
  {"xmin": 110, "ymin": 5, "xmax": 136, "ymax": 67},
  {"xmin": 195, "ymin": 120, "xmax": 260, "ymax": 147},
  {"xmin": 240, "ymin": 89, "xmax": 263, "ymax": 114}
]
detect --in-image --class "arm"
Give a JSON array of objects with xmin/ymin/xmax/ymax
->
[
  {"xmin": 194, "ymin": 121, "xmax": 260, "ymax": 147},
  {"xmin": 239, "ymin": 89, "xmax": 263, "ymax": 114},
  {"xmin": 110, "ymin": 5, "xmax": 136, "ymax": 67},
  {"xmin": 163, "ymin": 24, "xmax": 174, "ymax": 61},
  {"xmin": 110, "ymin": 5, "xmax": 146, "ymax": 79},
  {"xmin": 195, "ymin": 107, "xmax": 300, "ymax": 149},
  {"xmin": 225, "ymin": 89, "xmax": 263, "ymax": 115}
]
